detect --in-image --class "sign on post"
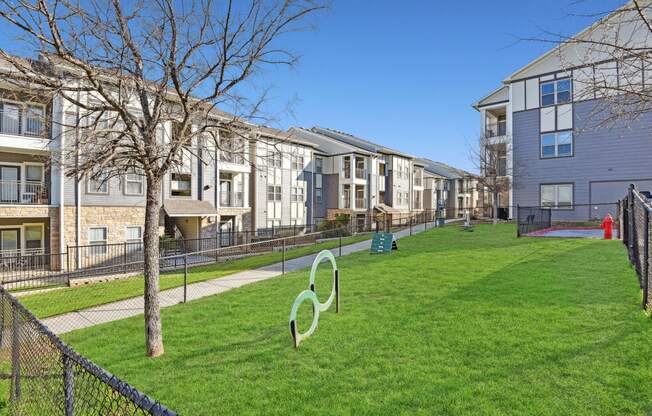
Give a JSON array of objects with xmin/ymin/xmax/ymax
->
[{"xmin": 370, "ymin": 232, "xmax": 396, "ymax": 254}]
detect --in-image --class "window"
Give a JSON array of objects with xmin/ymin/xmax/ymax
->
[
  {"xmin": 24, "ymin": 105, "xmax": 44, "ymax": 136},
  {"xmin": 125, "ymin": 226, "xmax": 143, "ymax": 251},
  {"xmin": 88, "ymin": 227, "xmax": 108, "ymax": 255},
  {"xmin": 541, "ymin": 131, "xmax": 573, "ymax": 158},
  {"xmin": 541, "ymin": 184, "xmax": 573, "ymax": 209},
  {"xmin": 315, "ymin": 188, "xmax": 323, "ymax": 202},
  {"xmin": 124, "ymin": 172, "xmax": 144, "ymax": 195},
  {"xmin": 24, "ymin": 225, "xmax": 43, "ymax": 251},
  {"xmin": 291, "ymin": 155, "xmax": 304, "ymax": 171},
  {"xmin": 540, "ymin": 78, "xmax": 571, "ymax": 106},
  {"xmin": 267, "ymin": 185, "xmax": 281, "ymax": 201},
  {"xmin": 87, "ymin": 171, "xmax": 109, "ymax": 194},
  {"xmin": 125, "ymin": 226, "xmax": 142, "ymax": 242},
  {"xmin": 291, "ymin": 187, "xmax": 304, "ymax": 202},
  {"xmin": 171, "ymin": 172, "xmax": 191, "ymax": 197},
  {"xmin": 315, "ymin": 157, "xmax": 323, "ymax": 174},
  {"xmin": 270, "ymin": 152, "xmax": 282, "ymax": 168},
  {"xmin": 25, "ymin": 165, "xmax": 43, "ymax": 183}
]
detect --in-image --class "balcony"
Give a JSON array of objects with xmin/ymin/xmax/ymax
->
[
  {"xmin": 355, "ymin": 198, "xmax": 366, "ymax": 209},
  {"xmin": 413, "ymin": 177, "xmax": 423, "ymax": 187},
  {"xmin": 0, "ymin": 181, "xmax": 48, "ymax": 204},
  {"xmin": 484, "ymin": 122, "xmax": 507, "ymax": 138},
  {"xmin": 355, "ymin": 168, "xmax": 366, "ymax": 179},
  {"xmin": 220, "ymin": 191, "xmax": 244, "ymax": 207},
  {"xmin": 220, "ymin": 152, "xmax": 244, "ymax": 165},
  {"xmin": 0, "ymin": 108, "xmax": 45, "ymax": 138}
]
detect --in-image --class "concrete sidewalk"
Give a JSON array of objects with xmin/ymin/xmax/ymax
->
[{"xmin": 43, "ymin": 222, "xmax": 436, "ymax": 334}]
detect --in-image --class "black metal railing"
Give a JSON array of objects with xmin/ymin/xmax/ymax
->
[
  {"xmin": 0, "ymin": 286, "xmax": 176, "ymax": 414},
  {"xmin": 621, "ymin": 184, "xmax": 652, "ymax": 308}
]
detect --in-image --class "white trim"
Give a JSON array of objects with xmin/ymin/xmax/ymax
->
[
  {"xmin": 125, "ymin": 225, "xmax": 143, "ymax": 242},
  {"xmin": 22, "ymin": 223, "xmax": 45, "ymax": 252},
  {"xmin": 123, "ymin": 172, "xmax": 145, "ymax": 196}
]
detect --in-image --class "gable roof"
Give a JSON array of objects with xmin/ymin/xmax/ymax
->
[
  {"xmin": 473, "ymin": 85, "xmax": 509, "ymax": 110},
  {"xmin": 311, "ymin": 126, "xmax": 415, "ymax": 159},
  {"xmin": 504, "ymin": 0, "xmax": 640, "ymax": 82},
  {"xmin": 416, "ymin": 157, "xmax": 476, "ymax": 179},
  {"xmin": 288, "ymin": 127, "xmax": 376, "ymax": 156}
]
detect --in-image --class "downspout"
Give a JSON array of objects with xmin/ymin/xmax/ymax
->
[{"xmin": 75, "ymin": 91, "xmax": 81, "ymax": 263}]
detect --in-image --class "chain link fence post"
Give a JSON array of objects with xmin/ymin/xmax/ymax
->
[
  {"xmin": 63, "ymin": 354, "xmax": 75, "ymax": 416},
  {"xmin": 644, "ymin": 208, "xmax": 650, "ymax": 309},
  {"xmin": 282, "ymin": 238, "xmax": 286, "ymax": 275}
]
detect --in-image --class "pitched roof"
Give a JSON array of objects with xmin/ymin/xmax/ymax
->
[
  {"xmin": 163, "ymin": 200, "xmax": 218, "ymax": 217},
  {"xmin": 288, "ymin": 127, "xmax": 376, "ymax": 156},
  {"xmin": 310, "ymin": 126, "xmax": 415, "ymax": 159},
  {"xmin": 416, "ymin": 157, "xmax": 476, "ymax": 179}
]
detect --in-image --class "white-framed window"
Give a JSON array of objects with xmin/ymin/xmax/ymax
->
[
  {"xmin": 25, "ymin": 164, "xmax": 43, "ymax": 183},
  {"xmin": 291, "ymin": 187, "xmax": 304, "ymax": 202},
  {"xmin": 291, "ymin": 155, "xmax": 304, "ymax": 171},
  {"xmin": 270, "ymin": 152, "xmax": 282, "ymax": 168},
  {"xmin": 87, "ymin": 171, "xmax": 109, "ymax": 194},
  {"xmin": 541, "ymin": 131, "xmax": 573, "ymax": 158},
  {"xmin": 171, "ymin": 172, "xmax": 191, "ymax": 197},
  {"xmin": 125, "ymin": 226, "xmax": 143, "ymax": 251},
  {"xmin": 125, "ymin": 226, "xmax": 142, "ymax": 242},
  {"xmin": 315, "ymin": 188, "xmax": 322, "ymax": 202},
  {"xmin": 24, "ymin": 105, "xmax": 45, "ymax": 136},
  {"xmin": 124, "ymin": 171, "xmax": 144, "ymax": 195},
  {"xmin": 315, "ymin": 157, "xmax": 323, "ymax": 174},
  {"xmin": 266, "ymin": 219, "xmax": 281, "ymax": 228},
  {"xmin": 267, "ymin": 185, "xmax": 281, "ymax": 201},
  {"xmin": 88, "ymin": 227, "xmax": 108, "ymax": 255},
  {"xmin": 541, "ymin": 184, "xmax": 573, "ymax": 209},
  {"xmin": 540, "ymin": 78, "xmax": 571, "ymax": 107}
]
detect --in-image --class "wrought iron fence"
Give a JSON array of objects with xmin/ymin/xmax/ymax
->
[
  {"xmin": 620, "ymin": 184, "xmax": 652, "ymax": 308},
  {"xmin": 0, "ymin": 286, "xmax": 176, "ymax": 415}
]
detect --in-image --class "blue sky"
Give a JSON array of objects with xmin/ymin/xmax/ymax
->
[{"xmin": 250, "ymin": 0, "xmax": 625, "ymax": 171}]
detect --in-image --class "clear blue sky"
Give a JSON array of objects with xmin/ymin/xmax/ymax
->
[{"xmin": 251, "ymin": 0, "xmax": 624, "ymax": 172}]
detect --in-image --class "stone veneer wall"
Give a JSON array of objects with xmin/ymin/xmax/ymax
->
[{"xmin": 63, "ymin": 206, "xmax": 146, "ymax": 247}]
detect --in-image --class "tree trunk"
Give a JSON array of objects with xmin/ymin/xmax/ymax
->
[
  {"xmin": 144, "ymin": 177, "xmax": 164, "ymax": 357},
  {"xmin": 492, "ymin": 189, "xmax": 499, "ymax": 225}
]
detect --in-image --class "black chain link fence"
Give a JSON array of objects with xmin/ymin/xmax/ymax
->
[
  {"xmin": 0, "ymin": 286, "xmax": 176, "ymax": 415},
  {"xmin": 620, "ymin": 184, "xmax": 652, "ymax": 308}
]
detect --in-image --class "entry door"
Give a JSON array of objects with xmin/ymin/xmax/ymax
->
[
  {"xmin": 0, "ymin": 166, "xmax": 19, "ymax": 203},
  {"xmin": 0, "ymin": 229, "xmax": 19, "ymax": 256},
  {"xmin": 219, "ymin": 220, "xmax": 233, "ymax": 247}
]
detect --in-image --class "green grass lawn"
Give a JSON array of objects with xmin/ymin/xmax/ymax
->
[
  {"xmin": 19, "ymin": 233, "xmax": 372, "ymax": 318},
  {"xmin": 60, "ymin": 224, "xmax": 652, "ymax": 415}
]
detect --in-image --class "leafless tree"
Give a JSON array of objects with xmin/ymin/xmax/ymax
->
[
  {"xmin": 0, "ymin": 0, "xmax": 324, "ymax": 357},
  {"xmin": 470, "ymin": 134, "xmax": 512, "ymax": 224}
]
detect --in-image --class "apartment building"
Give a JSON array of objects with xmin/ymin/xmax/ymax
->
[
  {"xmin": 250, "ymin": 127, "xmax": 315, "ymax": 231},
  {"xmin": 288, "ymin": 127, "xmax": 379, "ymax": 228},
  {"xmin": 416, "ymin": 158, "xmax": 479, "ymax": 218},
  {"xmin": 475, "ymin": 3, "xmax": 652, "ymax": 221}
]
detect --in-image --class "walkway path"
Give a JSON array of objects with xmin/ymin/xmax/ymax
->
[{"xmin": 44, "ymin": 222, "xmax": 439, "ymax": 334}]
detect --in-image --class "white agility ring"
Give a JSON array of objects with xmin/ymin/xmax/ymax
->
[{"xmin": 289, "ymin": 250, "xmax": 339, "ymax": 348}]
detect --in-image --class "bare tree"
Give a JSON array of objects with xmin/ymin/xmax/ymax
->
[
  {"xmin": 527, "ymin": 0, "xmax": 652, "ymax": 128},
  {"xmin": 0, "ymin": 0, "xmax": 324, "ymax": 357},
  {"xmin": 470, "ymin": 133, "xmax": 513, "ymax": 224}
]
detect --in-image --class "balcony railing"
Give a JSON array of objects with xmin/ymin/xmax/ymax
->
[
  {"xmin": 344, "ymin": 168, "xmax": 351, "ymax": 179},
  {"xmin": 484, "ymin": 122, "xmax": 507, "ymax": 138},
  {"xmin": 220, "ymin": 191, "xmax": 244, "ymax": 207},
  {"xmin": 220, "ymin": 152, "xmax": 245, "ymax": 165},
  {"xmin": 355, "ymin": 168, "xmax": 366, "ymax": 179},
  {"xmin": 0, "ymin": 108, "xmax": 45, "ymax": 137},
  {"xmin": 343, "ymin": 195, "xmax": 351, "ymax": 208},
  {"xmin": 414, "ymin": 177, "xmax": 423, "ymax": 187},
  {"xmin": 355, "ymin": 198, "xmax": 366, "ymax": 209},
  {"xmin": 0, "ymin": 181, "xmax": 48, "ymax": 204}
]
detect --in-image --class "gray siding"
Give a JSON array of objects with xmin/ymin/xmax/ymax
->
[{"xmin": 513, "ymin": 99, "xmax": 652, "ymax": 220}]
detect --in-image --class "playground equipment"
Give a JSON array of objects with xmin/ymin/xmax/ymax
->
[{"xmin": 289, "ymin": 250, "xmax": 340, "ymax": 348}]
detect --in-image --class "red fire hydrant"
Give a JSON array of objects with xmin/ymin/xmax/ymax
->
[{"xmin": 600, "ymin": 214, "xmax": 613, "ymax": 240}]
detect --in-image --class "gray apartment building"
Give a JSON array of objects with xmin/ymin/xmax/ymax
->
[{"xmin": 475, "ymin": 4, "xmax": 652, "ymax": 221}]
